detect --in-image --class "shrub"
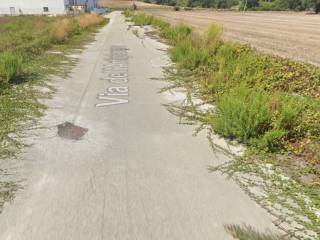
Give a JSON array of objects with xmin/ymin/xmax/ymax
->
[
  {"xmin": 252, "ymin": 129, "xmax": 287, "ymax": 152},
  {"xmin": 203, "ymin": 24, "xmax": 222, "ymax": 47},
  {"xmin": 239, "ymin": 0, "xmax": 259, "ymax": 9},
  {"xmin": 315, "ymin": 0, "xmax": 320, "ymax": 13},
  {"xmin": 212, "ymin": 84, "xmax": 272, "ymax": 143},
  {"xmin": 174, "ymin": 6, "xmax": 181, "ymax": 11},
  {"xmin": 0, "ymin": 52, "xmax": 23, "ymax": 83},
  {"xmin": 161, "ymin": 25, "xmax": 191, "ymax": 45},
  {"xmin": 272, "ymin": 94, "xmax": 303, "ymax": 133}
]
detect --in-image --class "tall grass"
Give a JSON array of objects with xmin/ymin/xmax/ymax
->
[
  {"xmin": 51, "ymin": 18, "xmax": 71, "ymax": 43},
  {"xmin": 0, "ymin": 52, "xmax": 22, "ymax": 84},
  {"xmin": 0, "ymin": 14, "xmax": 106, "ymax": 80},
  {"xmin": 51, "ymin": 13, "xmax": 106, "ymax": 43}
]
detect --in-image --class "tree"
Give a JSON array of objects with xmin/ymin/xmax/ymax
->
[
  {"xmin": 314, "ymin": 0, "xmax": 320, "ymax": 12},
  {"xmin": 240, "ymin": 0, "xmax": 259, "ymax": 10}
]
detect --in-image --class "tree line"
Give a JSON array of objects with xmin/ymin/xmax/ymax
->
[{"xmin": 143, "ymin": 0, "xmax": 320, "ymax": 12}]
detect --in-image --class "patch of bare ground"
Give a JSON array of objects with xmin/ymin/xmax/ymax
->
[{"xmin": 142, "ymin": 9, "xmax": 320, "ymax": 66}]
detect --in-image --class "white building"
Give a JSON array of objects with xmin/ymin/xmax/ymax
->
[{"xmin": 0, "ymin": 0, "xmax": 99, "ymax": 16}]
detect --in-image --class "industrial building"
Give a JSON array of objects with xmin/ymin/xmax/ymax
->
[{"xmin": 0, "ymin": 0, "xmax": 99, "ymax": 15}]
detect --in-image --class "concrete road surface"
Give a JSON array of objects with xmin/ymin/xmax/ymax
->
[{"xmin": 0, "ymin": 12, "xmax": 276, "ymax": 240}]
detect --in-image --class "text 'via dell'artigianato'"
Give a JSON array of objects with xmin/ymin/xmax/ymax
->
[{"xmin": 96, "ymin": 45, "xmax": 129, "ymax": 107}]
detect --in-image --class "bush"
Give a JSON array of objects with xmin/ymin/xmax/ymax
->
[
  {"xmin": 170, "ymin": 36, "xmax": 212, "ymax": 69},
  {"xmin": 161, "ymin": 25, "xmax": 191, "ymax": 45},
  {"xmin": 253, "ymin": 129, "xmax": 287, "ymax": 152},
  {"xmin": 174, "ymin": 6, "xmax": 181, "ymax": 11},
  {"xmin": 0, "ymin": 52, "xmax": 23, "ymax": 83},
  {"xmin": 211, "ymin": 86, "xmax": 304, "ymax": 151},
  {"xmin": 239, "ymin": 0, "xmax": 259, "ymax": 9},
  {"xmin": 212, "ymin": 85, "xmax": 272, "ymax": 143},
  {"xmin": 272, "ymin": 94, "xmax": 303, "ymax": 133},
  {"xmin": 315, "ymin": 1, "xmax": 320, "ymax": 13}
]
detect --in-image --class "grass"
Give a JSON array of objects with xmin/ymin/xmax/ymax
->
[
  {"xmin": 225, "ymin": 224, "xmax": 287, "ymax": 240},
  {"xmin": 0, "ymin": 52, "xmax": 22, "ymax": 83},
  {"xmin": 124, "ymin": 10, "xmax": 320, "ymax": 239},
  {"xmin": 225, "ymin": 225, "xmax": 289, "ymax": 240}
]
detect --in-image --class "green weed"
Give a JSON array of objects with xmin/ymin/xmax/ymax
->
[
  {"xmin": 212, "ymin": 84, "xmax": 272, "ymax": 144},
  {"xmin": 0, "ymin": 52, "xmax": 22, "ymax": 84},
  {"xmin": 225, "ymin": 224, "xmax": 286, "ymax": 240}
]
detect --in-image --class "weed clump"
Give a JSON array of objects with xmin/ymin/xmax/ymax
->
[
  {"xmin": 212, "ymin": 84, "xmax": 272, "ymax": 144},
  {"xmin": 225, "ymin": 224, "xmax": 285, "ymax": 240},
  {"xmin": 77, "ymin": 13, "xmax": 105, "ymax": 29},
  {"xmin": 51, "ymin": 18, "xmax": 71, "ymax": 43},
  {"xmin": 0, "ymin": 52, "xmax": 22, "ymax": 84}
]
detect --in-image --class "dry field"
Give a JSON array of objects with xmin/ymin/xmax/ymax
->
[
  {"xmin": 144, "ymin": 9, "xmax": 320, "ymax": 66},
  {"xmin": 100, "ymin": 1, "xmax": 320, "ymax": 66},
  {"xmin": 99, "ymin": 0, "xmax": 168, "ymax": 9}
]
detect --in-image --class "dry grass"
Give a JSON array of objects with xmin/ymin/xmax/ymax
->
[
  {"xmin": 51, "ymin": 18, "xmax": 70, "ymax": 43},
  {"xmin": 77, "ymin": 13, "xmax": 104, "ymax": 28},
  {"xmin": 51, "ymin": 13, "xmax": 104, "ymax": 43}
]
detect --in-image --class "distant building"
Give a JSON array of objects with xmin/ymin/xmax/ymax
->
[{"xmin": 0, "ymin": 0, "xmax": 99, "ymax": 16}]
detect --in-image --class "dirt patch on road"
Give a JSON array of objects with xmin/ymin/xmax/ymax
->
[{"xmin": 142, "ymin": 9, "xmax": 320, "ymax": 66}]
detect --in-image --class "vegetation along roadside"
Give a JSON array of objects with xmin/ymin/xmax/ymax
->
[
  {"xmin": 0, "ymin": 13, "xmax": 108, "ymax": 212},
  {"xmin": 124, "ymin": 10, "xmax": 320, "ymax": 239},
  {"xmin": 144, "ymin": 0, "xmax": 320, "ymax": 13}
]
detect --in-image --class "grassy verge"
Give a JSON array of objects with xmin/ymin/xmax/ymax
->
[
  {"xmin": 124, "ymin": 10, "xmax": 320, "ymax": 239},
  {"xmin": 0, "ymin": 14, "xmax": 108, "ymax": 212},
  {"xmin": 0, "ymin": 14, "xmax": 107, "ymax": 158}
]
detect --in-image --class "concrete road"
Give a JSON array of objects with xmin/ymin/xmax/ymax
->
[{"xmin": 0, "ymin": 12, "xmax": 276, "ymax": 240}]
